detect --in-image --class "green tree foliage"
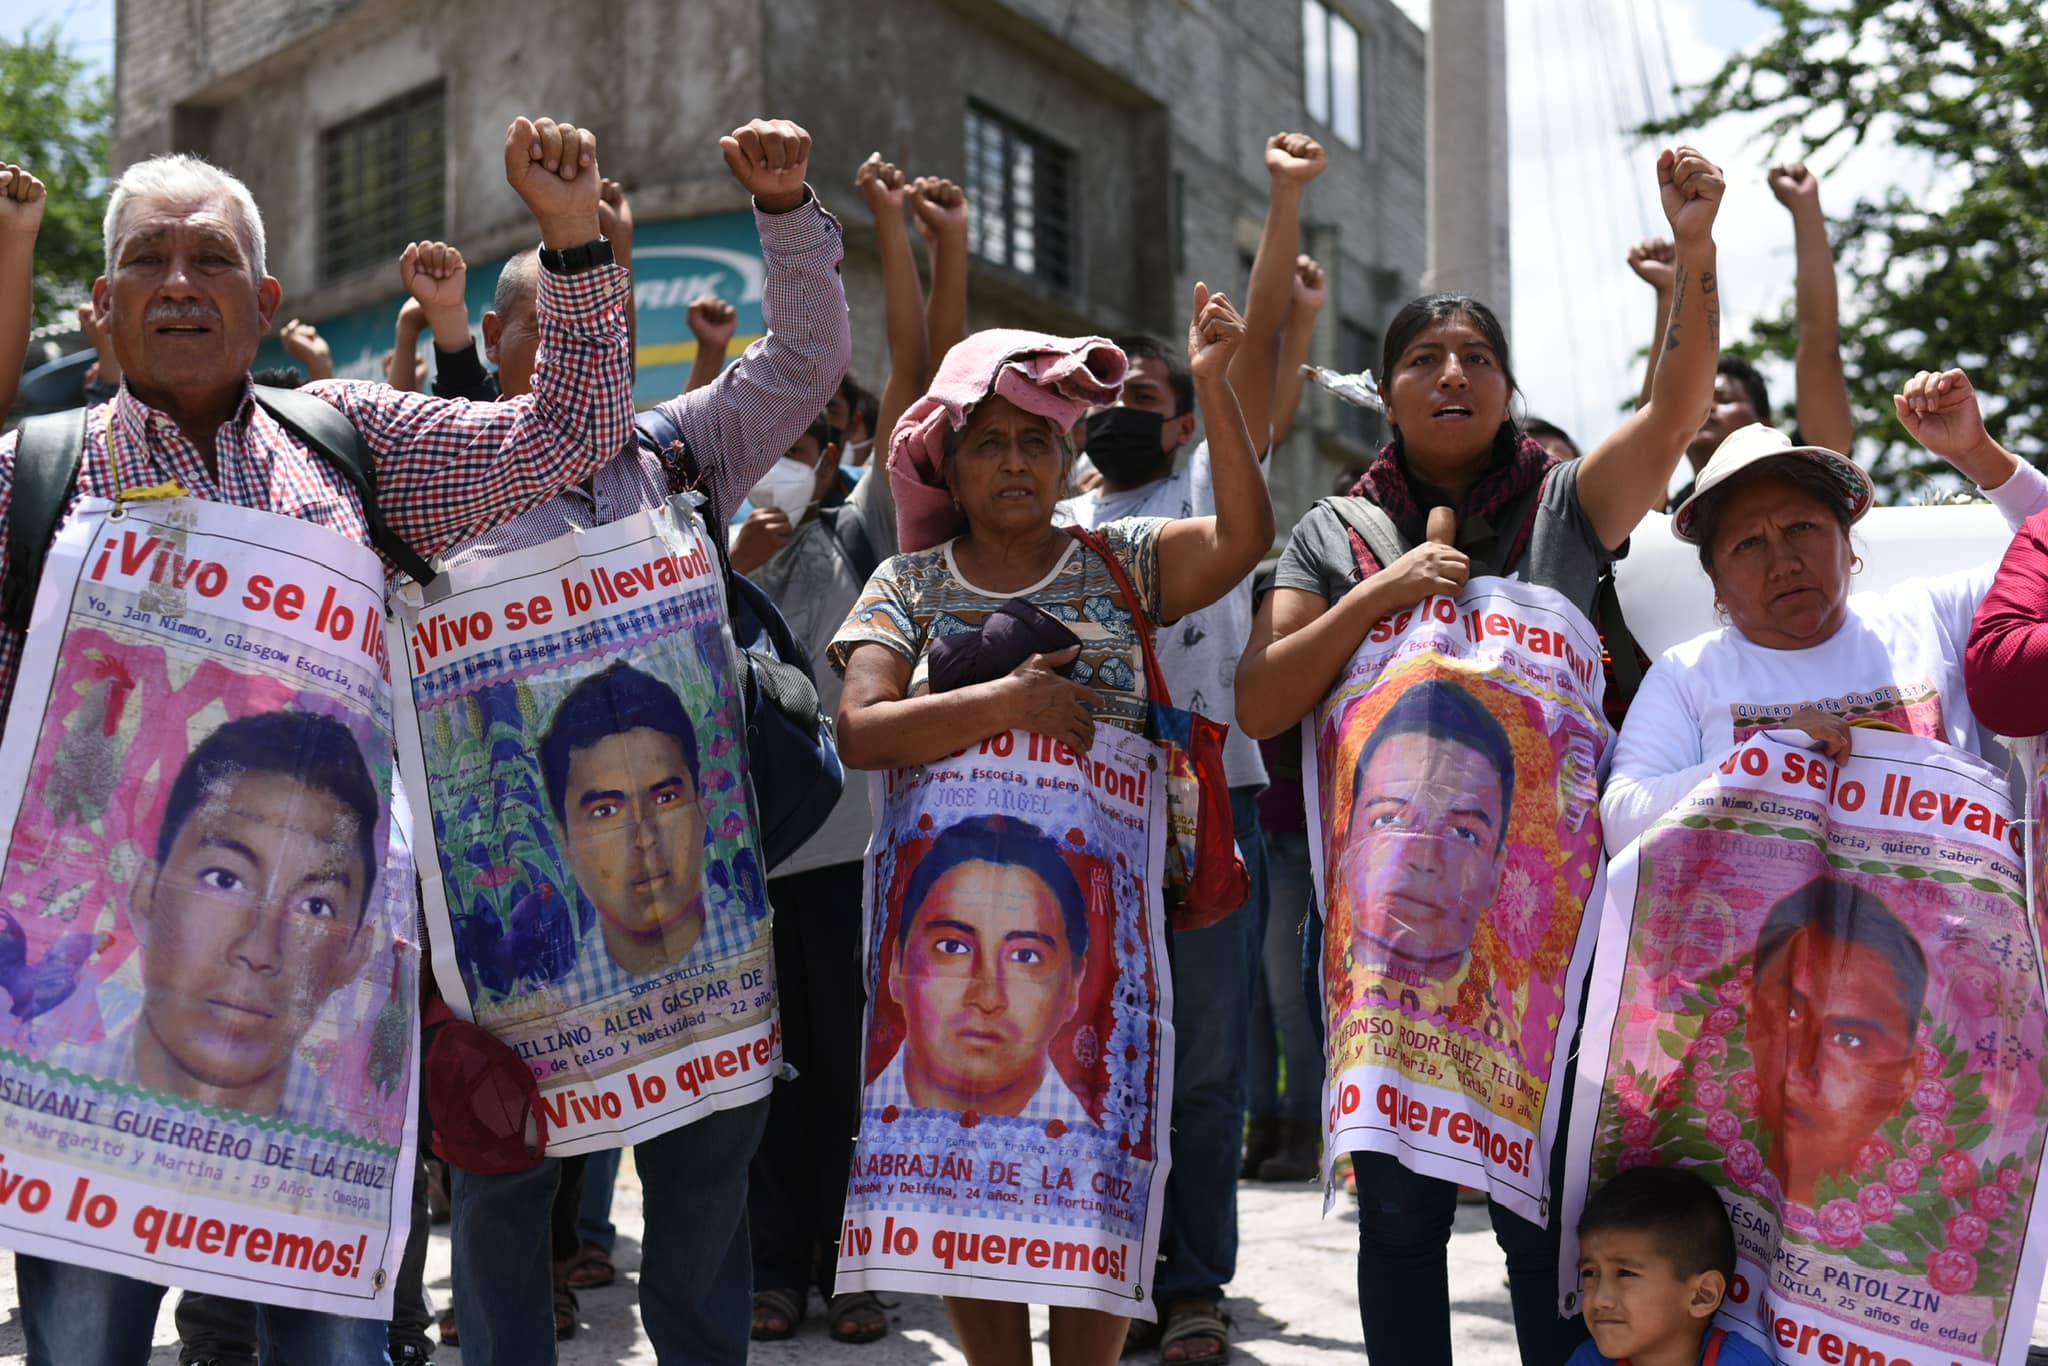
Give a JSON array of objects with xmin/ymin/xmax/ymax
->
[
  {"xmin": 0, "ymin": 25, "xmax": 110, "ymax": 327},
  {"xmin": 1653, "ymin": 0, "xmax": 2048, "ymax": 497}
]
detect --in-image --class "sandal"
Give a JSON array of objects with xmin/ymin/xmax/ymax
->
[
  {"xmin": 1123, "ymin": 1315, "xmax": 1164, "ymax": 1356},
  {"xmin": 826, "ymin": 1289, "xmax": 889, "ymax": 1344},
  {"xmin": 751, "ymin": 1286, "xmax": 806, "ymax": 1341},
  {"xmin": 553, "ymin": 1280, "xmax": 579, "ymax": 1341},
  {"xmin": 564, "ymin": 1239, "xmax": 617, "ymax": 1290},
  {"xmin": 435, "ymin": 1307, "xmax": 460, "ymax": 1348},
  {"xmin": 1159, "ymin": 1302, "xmax": 1231, "ymax": 1364}
]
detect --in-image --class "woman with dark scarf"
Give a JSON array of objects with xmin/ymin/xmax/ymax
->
[{"xmin": 1233, "ymin": 145, "xmax": 1726, "ymax": 1366}]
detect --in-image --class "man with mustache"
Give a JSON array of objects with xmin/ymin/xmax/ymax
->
[{"xmin": 1, "ymin": 114, "xmax": 633, "ymax": 1366}]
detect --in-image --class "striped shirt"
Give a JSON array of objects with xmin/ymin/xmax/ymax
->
[{"xmin": 0, "ymin": 260, "xmax": 635, "ymax": 707}]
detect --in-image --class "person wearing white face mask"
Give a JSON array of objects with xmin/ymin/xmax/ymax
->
[{"xmin": 732, "ymin": 406, "xmax": 900, "ymax": 1344}]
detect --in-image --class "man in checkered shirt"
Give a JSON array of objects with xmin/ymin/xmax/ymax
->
[
  {"xmin": 434, "ymin": 118, "xmax": 851, "ymax": 1366},
  {"xmin": 3, "ymin": 116, "xmax": 634, "ymax": 1366}
]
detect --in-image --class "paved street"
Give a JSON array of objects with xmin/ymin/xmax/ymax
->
[{"xmin": 0, "ymin": 1158, "xmax": 2044, "ymax": 1364}]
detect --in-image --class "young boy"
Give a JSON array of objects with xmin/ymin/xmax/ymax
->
[{"xmin": 1570, "ymin": 1167, "xmax": 1773, "ymax": 1366}]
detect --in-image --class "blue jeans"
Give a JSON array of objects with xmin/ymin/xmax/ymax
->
[
  {"xmin": 1246, "ymin": 829, "xmax": 1322, "ymax": 1124},
  {"xmin": 16, "ymin": 1255, "xmax": 389, "ymax": 1366},
  {"xmin": 1152, "ymin": 786, "xmax": 1267, "ymax": 1307},
  {"xmin": 451, "ymin": 1097, "xmax": 768, "ymax": 1365},
  {"xmin": 1307, "ymin": 892, "xmax": 1589, "ymax": 1364},
  {"xmin": 578, "ymin": 1147, "xmax": 620, "ymax": 1252}
]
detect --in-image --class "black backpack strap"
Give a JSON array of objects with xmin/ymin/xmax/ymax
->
[
  {"xmin": 823, "ymin": 504, "xmax": 879, "ymax": 583},
  {"xmin": 1318, "ymin": 496, "xmax": 1410, "ymax": 576},
  {"xmin": 4, "ymin": 408, "xmax": 89, "ymax": 635},
  {"xmin": 1596, "ymin": 568, "xmax": 1645, "ymax": 703},
  {"xmin": 253, "ymin": 385, "xmax": 436, "ymax": 586}
]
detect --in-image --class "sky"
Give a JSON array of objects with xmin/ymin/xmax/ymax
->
[{"xmin": 23, "ymin": 0, "xmax": 1921, "ymax": 453}]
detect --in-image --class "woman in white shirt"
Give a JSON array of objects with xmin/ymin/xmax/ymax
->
[{"xmin": 1603, "ymin": 370, "xmax": 2048, "ymax": 852}]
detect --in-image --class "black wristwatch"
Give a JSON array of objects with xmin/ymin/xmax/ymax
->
[{"xmin": 538, "ymin": 236, "xmax": 615, "ymax": 275}]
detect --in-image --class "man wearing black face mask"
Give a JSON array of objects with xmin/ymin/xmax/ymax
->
[{"xmin": 1056, "ymin": 131, "xmax": 1324, "ymax": 1361}]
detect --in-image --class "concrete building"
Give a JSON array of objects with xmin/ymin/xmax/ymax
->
[{"xmin": 111, "ymin": 0, "xmax": 1430, "ymax": 526}]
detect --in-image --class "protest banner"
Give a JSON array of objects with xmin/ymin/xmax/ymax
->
[
  {"xmin": 0, "ymin": 497, "xmax": 417, "ymax": 1317},
  {"xmin": 833, "ymin": 727, "xmax": 1170, "ymax": 1315},
  {"xmin": 392, "ymin": 498, "xmax": 774, "ymax": 1154},
  {"xmin": 1304, "ymin": 576, "xmax": 1610, "ymax": 1221},
  {"xmin": 1565, "ymin": 730, "xmax": 2048, "ymax": 1366}
]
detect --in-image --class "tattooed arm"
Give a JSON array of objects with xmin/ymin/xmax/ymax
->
[{"xmin": 1577, "ymin": 146, "xmax": 1725, "ymax": 548}]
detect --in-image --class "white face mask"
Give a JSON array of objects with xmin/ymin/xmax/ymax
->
[{"xmin": 747, "ymin": 456, "xmax": 818, "ymax": 522}]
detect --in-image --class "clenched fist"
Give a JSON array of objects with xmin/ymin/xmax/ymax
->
[
  {"xmin": 722, "ymin": 119, "xmax": 811, "ymax": 215},
  {"xmin": 0, "ymin": 164, "xmax": 45, "ymax": 239},
  {"xmin": 504, "ymin": 117, "xmax": 601, "ymax": 249},
  {"xmin": 1657, "ymin": 145, "xmax": 1724, "ymax": 243},
  {"xmin": 1626, "ymin": 237, "xmax": 1676, "ymax": 291},
  {"xmin": 910, "ymin": 176, "xmax": 968, "ymax": 246},
  {"xmin": 1265, "ymin": 132, "xmax": 1326, "ymax": 187},
  {"xmin": 1768, "ymin": 161, "xmax": 1822, "ymax": 215},
  {"xmin": 687, "ymin": 295, "xmax": 737, "ymax": 349}
]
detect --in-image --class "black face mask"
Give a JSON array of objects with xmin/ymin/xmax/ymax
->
[{"xmin": 1084, "ymin": 407, "xmax": 1172, "ymax": 485}]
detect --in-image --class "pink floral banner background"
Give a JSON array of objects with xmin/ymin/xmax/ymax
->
[{"xmin": 1563, "ymin": 730, "xmax": 2048, "ymax": 1366}]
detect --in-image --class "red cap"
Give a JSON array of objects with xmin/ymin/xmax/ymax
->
[{"xmin": 424, "ymin": 1001, "xmax": 548, "ymax": 1174}]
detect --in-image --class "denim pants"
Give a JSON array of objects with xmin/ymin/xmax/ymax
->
[
  {"xmin": 174, "ymin": 1147, "xmax": 434, "ymax": 1363},
  {"xmin": 1151, "ymin": 786, "xmax": 1267, "ymax": 1307},
  {"xmin": 1304, "ymin": 890, "xmax": 1589, "ymax": 1364},
  {"xmin": 1246, "ymin": 829, "xmax": 1322, "ymax": 1125},
  {"xmin": 16, "ymin": 1255, "xmax": 390, "ymax": 1366},
  {"xmin": 577, "ymin": 1146, "xmax": 621, "ymax": 1252},
  {"xmin": 450, "ymin": 1096, "xmax": 768, "ymax": 1365}
]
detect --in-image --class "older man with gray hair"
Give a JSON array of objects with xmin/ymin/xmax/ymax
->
[{"xmin": 1, "ymin": 115, "xmax": 634, "ymax": 1366}]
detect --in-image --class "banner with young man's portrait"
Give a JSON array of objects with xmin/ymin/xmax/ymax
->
[
  {"xmin": 1304, "ymin": 576, "xmax": 1611, "ymax": 1222},
  {"xmin": 0, "ymin": 497, "xmax": 418, "ymax": 1318},
  {"xmin": 392, "ymin": 498, "xmax": 774, "ymax": 1155},
  {"xmin": 833, "ymin": 727, "xmax": 1171, "ymax": 1316},
  {"xmin": 1564, "ymin": 730, "xmax": 2048, "ymax": 1366}
]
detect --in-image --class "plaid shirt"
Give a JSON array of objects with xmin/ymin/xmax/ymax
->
[
  {"xmin": 548, "ymin": 881, "xmax": 761, "ymax": 1010},
  {"xmin": 440, "ymin": 195, "xmax": 848, "ymax": 565},
  {"xmin": 0, "ymin": 261, "xmax": 634, "ymax": 709},
  {"xmin": 48, "ymin": 1023, "xmax": 335, "ymax": 1131},
  {"xmin": 865, "ymin": 1047, "xmax": 1098, "ymax": 1128}
]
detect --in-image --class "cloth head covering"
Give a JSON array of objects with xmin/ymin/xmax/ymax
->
[{"xmin": 889, "ymin": 329, "xmax": 1126, "ymax": 552}]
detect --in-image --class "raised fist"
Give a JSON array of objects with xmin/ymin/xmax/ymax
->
[
  {"xmin": 1626, "ymin": 237, "xmax": 1677, "ymax": 291},
  {"xmin": 687, "ymin": 295, "xmax": 737, "ymax": 348},
  {"xmin": 1265, "ymin": 132, "xmax": 1327, "ymax": 186},
  {"xmin": 503, "ymin": 117, "xmax": 601, "ymax": 248},
  {"xmin": 278, "ymin": 319, "xmax": 335, "ymax": 380},
  {"xmin": 0, "ymin": 163, "xmax": 46, "ymax": 238},
  {"xmin": 909, "ymin": 175, "xmax": 968, "ymax": 245},
  {"xmin": 1657, "ymin": 145, "xmax": 1724, "ymax": 243},
  {"xmin": 721, "ymin": 118, "xmax": 811, "ymax": 214},
  {"xmin": 1187, "ymin": 282, "xmax": 1245, "ymax": 384},
  {"xmin": 1292, "ymin": 254, "xmax": 1327, "ymax": 311},
  {"xmin": 1895, "ymin": 368, "xmax": 1990, "ymax": 466},
  {"xmin": 399, "ymin": 240, "xmax": 468, "ymax": 313},
  {"xmin": 598, "ymin": 178, "xmax": 636, "ymax": 250},
  {"xmin": 1768, "ymin": 161, "xmax": 1822, "ymax": 214},
  {"xmin": 855, "ymin": 153, "xmax": 912, "ymax": 215}
]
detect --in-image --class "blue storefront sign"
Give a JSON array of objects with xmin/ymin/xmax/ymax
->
[{"xmin": 254, "ymin": 211, "xmax": 765, "ymax": 408}]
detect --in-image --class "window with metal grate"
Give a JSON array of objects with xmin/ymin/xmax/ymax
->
[
  {"xmin": 964, "ymin": 103, "xmax": 1075, "ymax": 290},
  {"xmin": 319, "ymin": 83, "xmax": 447, "ymax": 284}
]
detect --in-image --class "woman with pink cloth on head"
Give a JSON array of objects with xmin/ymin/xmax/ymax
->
[{"xmin": 828, "ymin": 288, "xmax": 1272, "ymax": 1366}]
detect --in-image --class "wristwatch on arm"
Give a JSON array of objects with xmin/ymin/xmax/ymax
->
[{"xmin": 538, "ymin": 237, "xmax": 615, "ymax": 275}]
